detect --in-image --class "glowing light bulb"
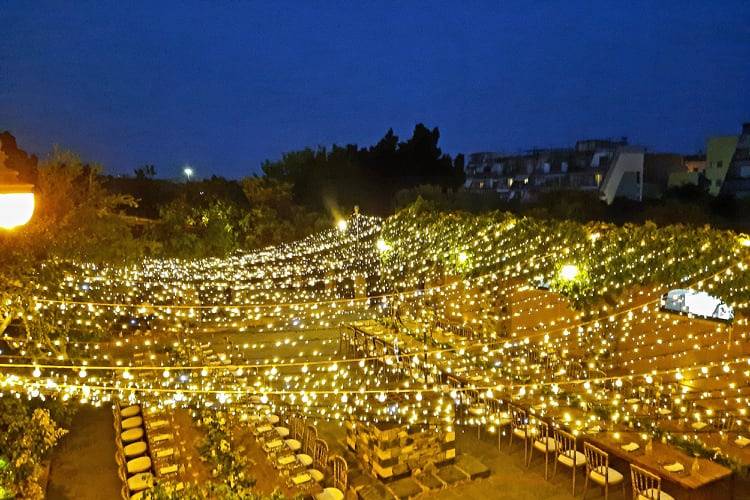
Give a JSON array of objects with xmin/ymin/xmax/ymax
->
[
  {"xmin": 376, "ymin": 239, "xmax": 391, "ymax": 253},
  {"xmin": 337, "ymin": 220, "xmax": 348, "ymax": 232},
  {"xmin": 0, "ymin": 192, "xmax": 34, "ymax": 229},
  {"xmin": 559, "ymin": 264, "xmax": 580, "ymax": 281}
]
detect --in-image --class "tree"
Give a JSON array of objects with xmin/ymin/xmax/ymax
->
[
  {"xmin": 134, "ymin": 164, "xmax": 156, "ymax": 179},
  {"xmin": 0, "ymin": 399, "xmax": 68, "ymax": 499}
]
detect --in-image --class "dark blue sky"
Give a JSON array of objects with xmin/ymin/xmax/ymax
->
[{"xmin": 1, "ymin": 1, "xmax": 748, "ymax": 178}]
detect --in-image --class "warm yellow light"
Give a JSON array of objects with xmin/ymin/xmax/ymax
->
[
  {"xmin": 559, "ymin": 264, "xmax": 580, "ymax": 281},
  {"xmin": 0, "ymin": 192, "xmax": 34, "ymax": 229},
  {"xmin": 740, "ymin": 237, "xmax": 750, "ymax": 248},
  {"xmin": 458, "ymin": 252, "xmax": 468, "ymax": 264},
  {"xmin": 376, "ymin": 238, "xmax": 391, "ymax": 253},
  {"xmin": 337, "ymin": 219, "xmax": 348, "ymax": 232}
]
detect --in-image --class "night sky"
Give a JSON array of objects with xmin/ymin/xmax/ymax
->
[{"xmin": 1, "ymin": 1, "xmax": 748, "ymax": 178}]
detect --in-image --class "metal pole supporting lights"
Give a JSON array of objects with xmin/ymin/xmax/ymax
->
[{"xmin": 0, "ymin": 145, "xmax": 35, "ymax": 230}]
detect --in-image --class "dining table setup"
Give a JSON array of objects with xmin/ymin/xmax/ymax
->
[
  {"xmin": 344, "ymin": 317, "xmax": 748, "ymax": 499},
  {"xmin": 115, "ymin": 402, "xmax": 207, "ymax": 499}
]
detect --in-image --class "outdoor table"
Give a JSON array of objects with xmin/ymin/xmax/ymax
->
[
  {"xmin": 124, "ymin": 441, "xmax": 148, "ymax": 458},
  {"xmin": 586, "ymin": 429, "xmax": 733, "ymax": 499},
  {"xmin": 688, "ymin": 431, "xmax": 750, "ymax": 471},
  {"xmin": 127, "ymin": 456, "xmax": 152, "ymax": 474},
  {"xmin": 122, "ymin": 416, "xmax": 143, "ymax": 430},
  {"xmin": 122, "ymin": 427, "xmax": 144, "ymax": 443},
  {"xmin": 267, "ymin": 414, "xmax": 280, "ymax": 424},
  {"xmin": 121, "ymin": 405, "xmax": 141, "ymax": 418},
  {"xmin": 127, "ymin": 472, "xmax": 154, "ymax": 492}
]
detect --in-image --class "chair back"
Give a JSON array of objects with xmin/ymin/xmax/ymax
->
[
  {"xmin": 568, "ymin": 361, "xmax": 584, "ymax": 380},
  {"xmin": 313, "ymin": 438, "xmax": 329, "ymax": 470},
  {"xmin": 553, "ymin": 428, "xmax": 577, "ymax": 461},
  {"xmin": 509, "ymin": 404, "xmax": 527, "ymax": 430},
  {"xmin": 583, "ymin": 442, "xmax": 608, "ymax": 477},
  {"xmin": 718, "ymin": 412, "xmax": 736, "ymax": 432},
  {"xmin": 630, "ymin": 464, "xmax": 663, "ymax": 499},
  {"xmin": 303, "ymin": 425, "xmax": 317, "ymax": 454},
  {"xmin": 330, "ymin": 455, "xmax": 348, "ymax": 492},
  {"xmin": 464, "ymin": 388, "xmax": 480, "ymax": 406},
  {"xmin": 446, "ymin": 375, "xmax": 462, "ymax": 389},
  {"xmin": 290, "ymin": 417, "xmax": 304, "ymax": 440},
  {"xmin": 531, "ymin": 420, "xmax": 551, "ymax": 447}
]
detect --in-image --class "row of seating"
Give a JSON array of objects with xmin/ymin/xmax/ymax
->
[
  {"xmin": 508, "ymin": 405, "xmax": 674, "ymax": 500},
  {"xmin": 114, "ymin": 402, "xmax": 182, "ymax": 500},
  {"xmin": 249, "ymin": 406, "xmax": 348, "ymax": 499}
]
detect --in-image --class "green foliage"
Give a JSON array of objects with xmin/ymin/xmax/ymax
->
[
  {"xmin": 0, "ymin": 397, "xmax": 70, "ymax": 499},
  {"xmin": 147, "ymin": 197, "xmax": 243, "ymax": 259},
  {"xmin": 261, "ymin": 124, "xmax": 464, "ymax": 215}
]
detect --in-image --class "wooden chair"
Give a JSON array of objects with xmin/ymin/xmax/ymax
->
[
  {"xmin": 583, "ymin": 443, "xmax": 625, "ymax": 500},
  {"xmin": 285, "ymin": 417, "xmax": 304, "ymax": 452},
  {"xmin": 630, "ymin": 464, "xmax": 675, "ymax": 500},
  {"xmin": 309, "ymin": 438, "xmax": 328, "ymax": 483},
  {"xmin": 508, "ymin": 404, "xmax": 529, "ymax": 462},
  {"xmin": 553, "ymin": 428, "xmax": 586, "ymax": 495},
  {"xmin": 332, "ymin": 455, "xmax": 348, "ymax": 491},
  {"xmin": 527, "ymin": 420, "xmax": 556, "ymax": 479},
  {"xmin": 296, "ymin": 424, "xmax": 317, "ymax": 467},
  {"xmin": 464, "ymin": 388, "xmax": 486, "ymax": 438},
  {"xmin": 487, "ymin": 398, "xmax": 510, "ymax": 451},
  {"xmin": 314, "ymin": 455, "xmax": 347, "ymax": 500}
]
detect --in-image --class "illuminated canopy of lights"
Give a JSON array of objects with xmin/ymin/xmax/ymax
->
[{"xmin": 1, "ymin": 210, "xmax": 749, "ymax": 436}]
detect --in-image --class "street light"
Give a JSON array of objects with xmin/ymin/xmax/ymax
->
[
  {"xmin": 0, "ymin": 146, "xmax": 34, "ymax": 230},
  {"xmin": 183, "ymin": 166, "xmax": 193, "ymax": 181}
]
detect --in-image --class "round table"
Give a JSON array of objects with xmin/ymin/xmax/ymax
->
[
  {"xmin": 121, "ymin": 427, "xmax": 144, "ymax": 443},
  {"xmin": 267, "ymin": 414, "xmax": 280, "ymax": 424},
  {"xmin": 124, "ymin": 441, "xmax": 148, "ymax": 458},
  {"xmin": 127, "ymin": 472, "xmax": 154, "ymax": 492},
  {"xmin": 127, "ymin": 456, "xmax": 152, "ymax": 474},
  {"xmin": 121, "ymin": 416, "xmax": 143, "ymax": 430},
  {"xmin": 121, "ymin": 405, "xmax": 141, "ymax": 418}
]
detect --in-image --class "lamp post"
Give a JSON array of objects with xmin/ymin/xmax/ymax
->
[{"xmin": 0, "ymin": 145, "xmax": 34, "ymax": 230}]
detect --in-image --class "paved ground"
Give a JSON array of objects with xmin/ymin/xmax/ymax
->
[
  {"xmin": 431, "ymin": 428, "xmax": 596, "ymax": 500},
  {"xmin": 46, "ymin": 406, "xmax": 121, "ymax": 500}
]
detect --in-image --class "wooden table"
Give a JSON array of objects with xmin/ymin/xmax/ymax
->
[{"xmin": 587, "ymin": 429, "xmax": 733, "ymax": 499}]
